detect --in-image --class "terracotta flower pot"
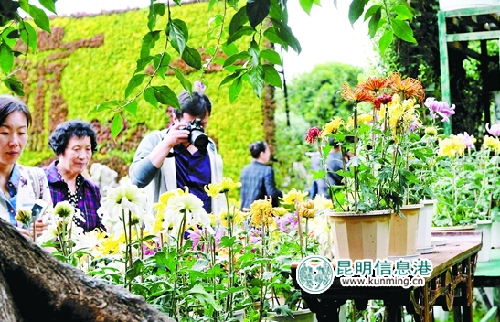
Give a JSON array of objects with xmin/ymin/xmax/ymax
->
[
  {"xmin": 389, "ymin": 204, "xmax": 423, "ymax": 258},
  {"xmin": 327, "ymin": 210, "xmax": 391, "ymax": 261}
]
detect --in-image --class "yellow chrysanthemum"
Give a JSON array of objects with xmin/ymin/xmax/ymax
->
[
  {"xmin": 219, "ymin": 208, "xmax": 246, "ymax": 228},
  {"xmin": 98, "ymin": 232, "xmax": 126, "ymax": 255},
  {"xmin": 154, "ymin": 188, "xmax": 188, "ymax": 215},
  {"xmin": 438, "ymin": 135, "xmax": 466, "ymax": 157},
  {"xmin": 298, "ymin": 200, "xmax": 315, "ymax": 219},
  {"xmin": 249, "ymin": 199, "xmax": 273, "ymax": 227},
  {"xmin": 204, "ymin": 183, "xmax": 222, "ymax": 198},
  {"xmin": 425, "ymin": 126, "xmax": 438, "ymax": 136},
  {"xmin": 281, "ymin": 188, "xmax": 309, "ymax": 205},
  {"xmin": 205, "ymin": 177, "xmax": 242, "ymax": 198},
  {"xmin": 207, "ymin": 213, "xmax": 217, "ymax": 227},
  {"xmin": 484, "ymin": 135, "xmax": 500, "ymax": 152},
  {"xmin": 323, "ymin": 117, "xmax": 344, "ymax": 135},
  {"xmin": 271, "ymin": 207, "xmax": 288, "ymax": 217},
  {"xmin": 357, "ymin": 113, "xmax": 373, "ymax": 124}
]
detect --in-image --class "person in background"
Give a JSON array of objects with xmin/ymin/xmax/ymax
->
[
  {"xmin": 309, "ymin": 138, "xmax": 344, "ymax": 199},
  {"xmin": 44, "ymin": 120, "xmax": 103, "ymax": 232},
  {"xmin": 0, "ymin": 95, "xmax": 52, "ymax": 237},
  {"xmin": 129, "ymin": 91, "xmax": 223, "ymax": 215},
  {"xmin": 240, "ymin": 141, "xmax": 282, "ymax": 210}
]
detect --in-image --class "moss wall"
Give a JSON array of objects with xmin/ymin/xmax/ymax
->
[{"xmin": 12, "ymin": 2, "xmax": 266, "ymax": 183}]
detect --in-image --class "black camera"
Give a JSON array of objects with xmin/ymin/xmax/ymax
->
[{"xmin": 180, "ymin": 118, "xmax": 209, "ymax": 151}]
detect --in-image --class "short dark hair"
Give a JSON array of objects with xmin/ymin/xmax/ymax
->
[
  {"xmin": 249, "ymin": 141, "xmax": 267, "ymax": 158},
  {"xmin": 0, "ymin": 95, "xmax": 32, "ymax": 128},
  {"xmin": 173, "ymin": 91, "xmax": 212, "ymax": 120},
  {"xmin": 48, "ymin": 120, "xmax": 98, "ymax": 156}
]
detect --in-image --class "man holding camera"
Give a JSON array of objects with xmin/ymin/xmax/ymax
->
[{"xmin": 129, "ymin": 90, "xmax": 223, "ymax": 215}]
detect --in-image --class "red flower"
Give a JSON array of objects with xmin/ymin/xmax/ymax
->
[
  {"xmin": 374, "ymin": 93, "xmax": 393, "ymax": 110},
  {"xmin": 305, "ymin": 127, "xmax": 322, "ymax": 144}
]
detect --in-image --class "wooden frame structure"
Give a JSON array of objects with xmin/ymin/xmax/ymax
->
[{"xmin": 438, "ymin": 5, "xmax": 500, "ymax": 134}]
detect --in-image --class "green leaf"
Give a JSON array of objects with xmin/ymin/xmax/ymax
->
[
  {"xmin": 348, "ymin": 0, "xmax": 369, "ymax": 27},
  {"xmin": 299, "ymin": 0, "xmax": 314, "ymax": 15},
  {"xmin": 219, "ymin": 71, "xmax": 242, "ymax": 88},
  {"xmin": 153, "ymin": 52, "xmax": 171, "ymax": 80},
  {"xmin": 367, "ymin": 6, "xmax": 382, "ymax": 38},
  {"xmin": 261, "ymin": 49, "xmax": 282, "ymax": 65},
  {"xmin": 123, "ymin": 101, "xmax": 138, "ymax": 116},
  {"xmin": 274, "ymin": 21, "xmax": 302, "ymax": 54},
  {"xmin": 222, "ymin": 42, "xmax": 239, "ymax": 57},
  {"xmin": 134, "ymin": 56, "xmax": 154, "ymax": 74},
  {"xmin": 263, "ymin": 64, "xmax": 282, "ymax": 88},
  {"xmin": 207, "ymin": 0, "xmax": 217, "ymax": 12},
  {"xmin": 172, "ymin": 67, "xmax": 193, "ymax": 94},
  {"xmin": 140, "ymin": 30, "xmax": 160, "ymax": 59},
  {"xmin": 0, "ymin": 45, "xmax": 14, "ymax": 74},
  {"xmin": 391, "ymin": 18, "xmax": 417, "ymax": 44},
  {"xmin": 152, "ymin": 86, "xmax": 180, "ymax": 108},
  {"xmin": 38, "ymin": 0, "xmax": 57, "ymax": 14},
  {"xmin": 28, "ymin": 5, "xmax": 51, "ymax": 33},
  {"xmin": 378, "ymin": 29, "xmax": 393, "ymax": 55},
  {"xmin": 248, "ymin": 65, "xmax": 264, "ymax": 98},
  {"xmin": 229, "ymin": 77, "xmax": 243, "ymax": 103},
  {"xmin": 364, "ymin": 4, "xmax": 382, "ymax": 21},
  {"xmin": 263, "ymin": 27, "xmax": 284, "ymax": 46},
  {"xmin": 229, "ymin": 6, "xmax": 249, "ymax": 36},
  {"xmin": 124, "ymin": 74, "xmax": 146, "ymax": 98},
  {"xmin": 19, "ymin": 21, "xmax": 37, "ymax": 52},
  {"xmin": 181, "ymin": 46, "xmax": 202, "ymax": 70},
  {"xmin": 90, "ymin": 100, "xmax": 120, "ymax": 114},
  {"xmin": 144, "ymin": 87, "xmax": 158, "ymax": 108},
  {"xmin": 219, "ymin": 236, "xmax": 237, "ymax": 247},
  {"xmin": 187, "ymin": 284, "xmax": 222, "ymax": 311},
  {"xmin": 391, "ymin": 5, "xmax": 413, "ymax": 21},
  {"xmin": 248, "ymin": 40, "xmax": 260, "ymax": 67},
  {"xmin": 246, "ymin": 0, "xmax": 271, "ymax": 28},
  {"xmin": 2, "ymin": 27, "xmax": 18, "ymax": 48},
  {"xmin": 223, "ymin": 51, "xmax": 250, "ymax": 68},
  {"xmin": 227, "ymin": 26, "xmax": 255, "ymax": 44},
  {"xmin": 111, "ymin": 113, "xmax": 123, "ymax": 138},
  {"xmin": 169, "ymin": 19, "xmax": 188, "ymax": 55},
  {"xmin": 4, "ymin": 77, "xmax": 24, "ymax": 96},
  {"xmin": 147, "ymin": 3, "xmax": 165, "ymax": 31}
]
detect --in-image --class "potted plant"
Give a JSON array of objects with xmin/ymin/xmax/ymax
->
[{"xmin": 305, "ymin": 72, "xmax": 425, "ymax": 261}]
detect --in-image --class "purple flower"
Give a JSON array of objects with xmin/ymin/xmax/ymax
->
[
  {"xmin": 194, "ymin": 81, "xmax": 206, "ymax": 91},
  {"xmin": 486, "ymin": 123, "xmax": 500, "ymax": 136},
  {"xmin": 186, "ymin": 230, "xmax": 202, "ymax": 249},
  {"xmin": 409, "ymin": 120, "xmax": 422, "ymax": 132},
  {"xmin": 461, "ymin": 132, "xmax": 475, "ymax": 148},
  {"xmin": 424, "ymin": 98, "xmax": 455, "ymax": 123},
  {"xmin": 249, "ymin": 228, "xmax": 261, "ymax": 244},
  {"xmin": 274, "ymin": 212, "xmax": 298, "ymax": 233}
]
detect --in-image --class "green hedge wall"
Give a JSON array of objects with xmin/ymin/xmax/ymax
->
[{"xmin": 13, "ymin": 2, "xmax": 265, "ymax": 184}]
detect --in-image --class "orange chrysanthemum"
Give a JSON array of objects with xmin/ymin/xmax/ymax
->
[
  {"xmin": 387, "ymin": 72, "xmax": 425, "ymax": 102},
  {"xmin": 361, "ymin": 77, "xmax": 389, "ymax": 93},
  {"xmin": 341, "ymin": 83, "xmax": 376, "ymax": 104}
]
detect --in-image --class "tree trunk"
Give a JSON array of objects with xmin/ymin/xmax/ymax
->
[{"xmin": 0, "ymin": 219, "xmax": 173, "ymax": 322}]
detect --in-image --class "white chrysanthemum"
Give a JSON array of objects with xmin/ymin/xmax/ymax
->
[
  {"xmin": 37, "ymin": 221, "xmax": 58, "ymax": 244},
  {"xmin": 99, "ymin": 177, "xmax": 148, "ymax": 233},
  {"xmin": 72, "ymin": 229, "xmax": 105, "ymax": 257},
  {"xmin": 163, "ymin": 193, "xmax": 214, "ymax": 235}
]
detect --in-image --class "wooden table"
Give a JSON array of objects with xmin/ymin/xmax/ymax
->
[{"xmin": 292, "ymin": 231, "xmax": 482, "ymax": 322}]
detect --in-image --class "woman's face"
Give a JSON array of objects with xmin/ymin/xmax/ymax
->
[
  {"xmin": 0, "ymin": 112, "xmax": 28, "ymax": 168},
  {"xmin": 261, "ymin": 144, "xmax": 271, "ymax": 163},
  {"xmin": 59, "ymin": 135, "xmax": 92, "ymax": 175}
]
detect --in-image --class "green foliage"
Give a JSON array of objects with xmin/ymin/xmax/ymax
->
[
  {"xmin": 12, "ymin": 3, "xmax": 264, "ymax": 185},
  {"xmin": 286, "ymin": 62, "xmax": 364, "ymax": 127}
]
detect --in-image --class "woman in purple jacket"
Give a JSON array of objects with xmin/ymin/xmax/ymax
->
[{"xmin": 44, "ymin": 120, "xmax": 103, "ymax": 232}]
